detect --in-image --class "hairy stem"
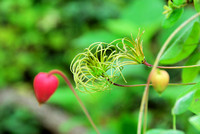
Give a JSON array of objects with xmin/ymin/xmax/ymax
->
[
  {"xmin": 137, "ymin": 12, "xmax": 200, "ymax": 134},
  {"xmin": 48, "ymin": 69, "xmax": 100, "ymax": 134},
  {"xmin": 143, "ymin": 60, "xmax": 200, "ymax": 69}
]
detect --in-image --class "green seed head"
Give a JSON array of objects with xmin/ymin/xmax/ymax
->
[{"xmin": 70, "ymin": 32, "xmax": 145, "ymax": 93}]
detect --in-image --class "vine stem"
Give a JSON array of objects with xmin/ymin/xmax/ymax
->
[
  {"xmin": 173, "ymin": 114, "xmax": 177, "ymax": 130},
  {"xmin": 110, "ymin": 82, "xmax": 196, "ymax": 87},
  {"xmin": 48, "ymin": 69, "xmax": 100, "ymax": 134},
  {"xmin": 137, "ymin": 12, "xmax": 200, "ymax": 134},
  {"xmin": 143, "ymin": 60, "xmax": 200, "ymax": 69},
  {"xmin": 106, "ymin": 77, "xmax": 196, "ymax": 87}
]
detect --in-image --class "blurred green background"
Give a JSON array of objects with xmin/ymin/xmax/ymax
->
[{"xmin": 0, "ymin": 0, "xmax": 199, "ymax": 134}]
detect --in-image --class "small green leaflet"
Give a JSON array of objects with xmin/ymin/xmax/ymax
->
[
  {"xmin": 182, "ymin": 53, "xmax": 200, "ymax": 83},
  {"xmin": 162, "ymin": 8, "xmax": 183, "ymax": 28},
  {"xmin": 172, "ymin": 82, "xmax": 200, "ymax": 115},
  {"xmin": 189, "ymin": 115, "xmax": 200, "ymax": 131},
  {"xmin": 146, "ymin": 129, "xmax": 184, "ymax": 134},
  {"xmin": 194, "ymin": 0, "xmax": 200, "ymax": 12},
  {"xmin": 189, "ymin": 88, "xmax": 200, "ymax": 114},
  {"xmin": 173, "ymin": 0, "xmax": 187, "ymax": 6},
  {"xmin": 172, "ymin": 90, "xmax": 195, "ymax": 115},
  {"xmin": 160, "ymin": 22, "xmax": 200, "ymax": 64}
]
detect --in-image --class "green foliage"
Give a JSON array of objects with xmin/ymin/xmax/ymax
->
[
  {"xmin": 163, "ymin": 8, "xmax": 184, "ymax": 28},
  {"xmin": 189, "ymin": 115, "xmax": 200, "ymax": 131},
  {"xmin": 172, "ymin": 90, "xmax": 195, "ymax": 115},
  {"xmin": 172, "ymin": 82, "xmax": 200, "ymax": 115},
  {"xmin": 189, "ymin": 86, "xmax": 200, "ymax": 114},
  {"xmin": 1, "ymin": 0, "xmax": 200, "ymax": 133},
  {"xmin": 0, "ymin": 0, "xmax": 120, "ymax": 88},
  {"xmin": 0, "ymin": 104, "xmax": 41, "ymax": 134},
  {"xmin": 163, "ymin": 0, "xmax": 184, "ymax": 28},
  {"xmin": 162, "ymin": 0, "xmax": 195, "ymax": 28},
  {"xmin": 182, "ymin": 53, "xmax": 200, "ymax": 83},
  {"xmin": 194, "ymin": 0, "xmax": 200, "ymax": 12},
  {"xmin": 146, "ymin": 129, "xmax": 184, "ymax": 134},
  {"xmin": 173, "ymin": 0, "xmax": 187, "ymax": 6},
  {"xmin": 160, "ymin": 22, "xmax": 200, "ymax": 64}
]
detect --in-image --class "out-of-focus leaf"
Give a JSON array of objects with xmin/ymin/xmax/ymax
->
[
  {"xmin": 9, "ymin": 9, "xmax": 39, "ymax": 29},
  {"xmin": 59, "ymin": 118, "xmax": 84, "ymax": 134},
  {"xmin": 162, "ymin": 8, "xmax": 184, "ymax": 28},
  {"xmin": 194, "ymin": 0, "xmax": 200, "ymax": 12},
  {"xmin": 160, "ymin": 22, "xmax": 200, "ymax": 64},
  {"xmin": 146, "ymin": 129, "xmax": 184, "ymax": 134},
  {"xmin": 0, "ymin": 27, "xmax": 17, "ymax": 47},
  {"xmin": 119, "ymin": 114, "xmax": 137, "ymax": 134},
  {"xmin": 189, "ymin": 83, "xmax": 200, "ymax": 114},
  {"xmin": 189, "ymin": 115, "xmax": 200, "ymax": 131},
  {"xmin": 182, "ymin": 53, "xmax": 200, "ymax": 83},
  {"xmin": 48, "ymin": 32, "xmax": 66, "ymax": 51},
  {"xmin": 121, "ymin": 0, "xmax": 164, "ymax": 25},
  {"xmin": 172, "ymin": 82, "xmax": 200, "ymax": 115},
  {"xmin": 173, "ymin": 0, "xmax": 187, "ymax": 6},
  {"xmin": 72, "ymin": 30, "xmax": 118, "ymax": 48},
  {"xmin": 105, "ymin": 20, "xmax": 138, "ymax": 36},
  {"xmin": 172, "ymin": 90, "xmax": 195, "ymax": 115},
  {"xmin": 48, "ymin": 87, "xmax": 78, "ymax": 112}
]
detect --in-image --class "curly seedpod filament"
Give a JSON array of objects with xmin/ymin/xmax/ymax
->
[{"xmin": 151, "ymin": 69, "xmax": 170, "ymax": 94}]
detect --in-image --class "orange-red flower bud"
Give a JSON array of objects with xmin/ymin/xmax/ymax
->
[{"xmin": 33, "ymin": 72, "xmax": 59, "ymax": 104}]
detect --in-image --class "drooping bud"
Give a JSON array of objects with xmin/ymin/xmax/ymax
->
[
  {"xmin": 151, "ymin": 69, "xmax": 170, "ymax": 94},
  {"xmin": 33, "ymin": 72, "xmax": 59, "ymax": 104}
]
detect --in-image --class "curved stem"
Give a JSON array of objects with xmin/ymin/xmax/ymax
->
[
  {"xmin": 108, "ymin": 80, "xmax": 196, "ymax": 87},
  {"xmin": 143, "ymin": 88, "xmax": 149, "ymax": 134},
  {"xmin": 137, "ymin": 12, "xmax": 200, "ymax": 134},
  {"xmin": 143, "ymin": 60, "xmax": 200, "ymax": 69},
  {"xmin": 48, "ymin": 69, "xmax": 100, "ymax": 134}
]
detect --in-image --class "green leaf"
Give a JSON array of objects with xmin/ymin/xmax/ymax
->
[
  {"xmin": 194, "ymin": 0, "xmax": 200, "ymax": 12},
  {"xmin": 146, "ymin": 129, "xmax": 184, "ymax": 134},
  {"xmin": 189, "ymin": 83, "xmax": 200, "ymax": 114},
  {"xmin": 105, "ymin": 20, "xmax": 138, "ymax": 36},
  {"xmin": 172, "ymin": 82, "xmax": 200, "ymax": 115},
  {"xmin": 162, "ymin": 8, "xmax": 184, "ymax": 28},
  {"xmin": 182, "ymin": 53, "xmax": 200, "ymax": 83},
  {"xmin": 72, "ymin": 30, "xmax": 118, "ymax": 48},
  {"xmin": 172, "ymin": 90, "xmax": 195, "ymax": 115},
  {"xmin": 173, "ymin": 0, "xmax": 187, "ymax": 6},
  {"xmin": 189, "ymin": 115, "xmax": 200, "ymax": 131},
  {"xmin": 160, "ymin": 22, "xmax": 200, "ymax": 64}
]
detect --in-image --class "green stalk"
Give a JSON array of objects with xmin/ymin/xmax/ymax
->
[{"xmin": 173, "ymin": 114, "xmax": 177, "ymax": 130}]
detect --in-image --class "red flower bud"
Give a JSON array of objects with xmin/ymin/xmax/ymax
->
[{"xmin": 33, "ymin": 72, "xmax": 59, "ymax": 104}]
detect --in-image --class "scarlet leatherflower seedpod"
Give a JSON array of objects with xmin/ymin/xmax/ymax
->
[
  {"xmin": 33, "ymin": 72, "xmax": 59, "ymax": 104},
  {"xmin": 151, "ymin": 69, "xmax": 170, "ymax": 94}
]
